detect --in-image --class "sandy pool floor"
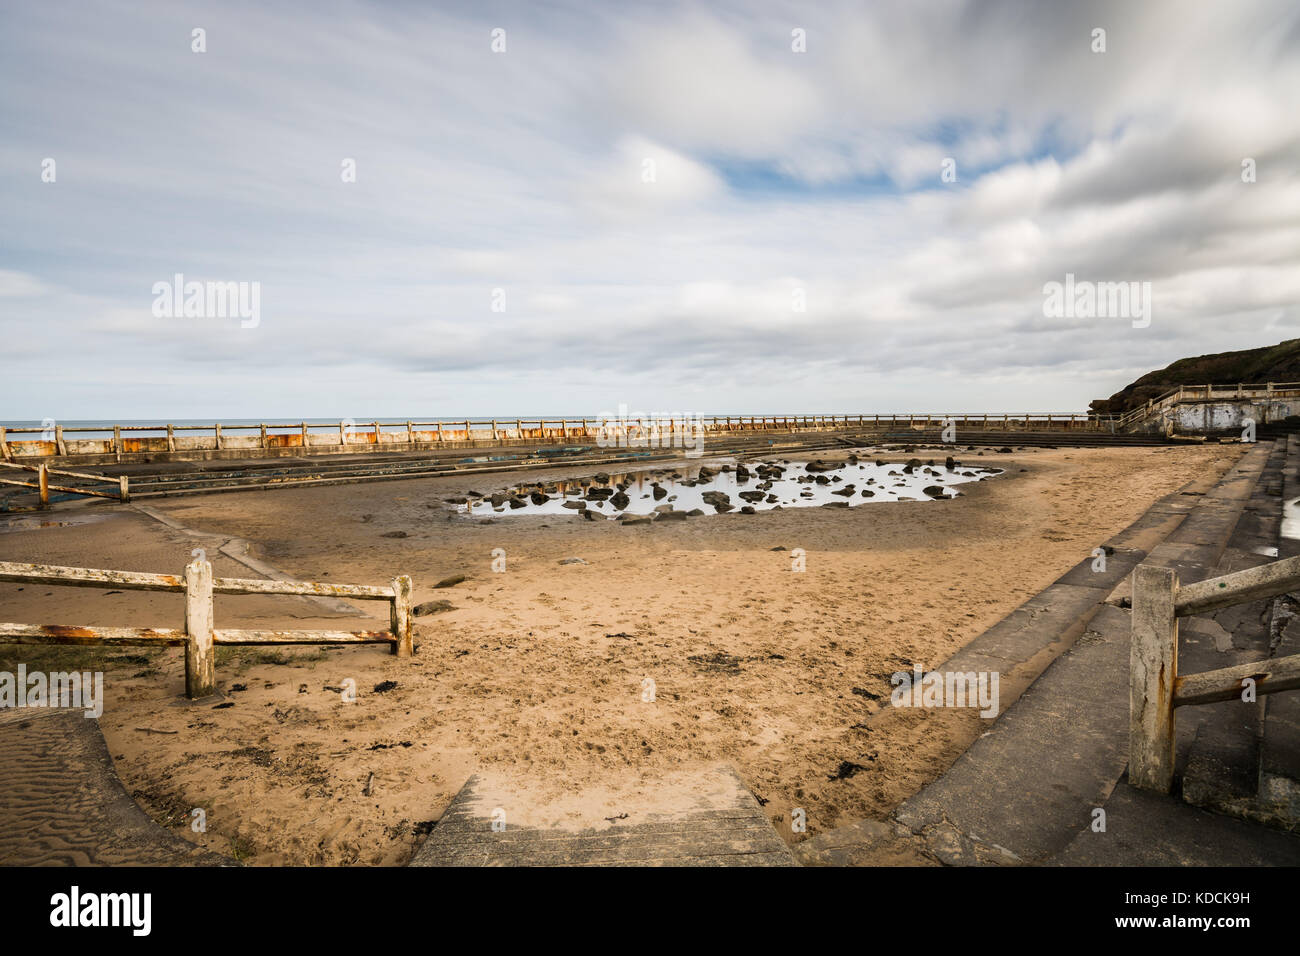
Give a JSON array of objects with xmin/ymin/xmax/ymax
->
[{"xmin": 0, "ymin": 443, "xmax": 1243, "ymax": 864}]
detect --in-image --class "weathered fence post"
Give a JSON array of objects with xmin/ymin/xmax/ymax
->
[
  {"xmin": 38, "ymin": 464, "xmax": 49, "ymax": 509},
  {"xmin": 1130, "ymin": 564, "xmax": 1178, "ymax": 792},
  {"xmin": 184, "ymin": 558, "xmax": 215, "ymax": 698},
  {"xmin": 390, "ymin": 575, "xmax": 413, "ymax": 657},
  {"xmin": 118, "ymin": 475, "xmax": 130, "ymax": 503}
]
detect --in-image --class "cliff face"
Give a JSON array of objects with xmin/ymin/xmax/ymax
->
[{"xmin": 1090, "ymin": 339, "xmax": 1300, "ymax": 416}]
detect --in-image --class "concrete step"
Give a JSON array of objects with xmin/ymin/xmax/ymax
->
[
  {"xmin": 878, "ymin": 429, "xmax": 1168, "ymax": 447},
  {"xmin": 410, "ymin": 766, "xmax": 795, "ymax": 867}
]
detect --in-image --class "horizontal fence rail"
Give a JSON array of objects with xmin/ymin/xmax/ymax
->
[
  {"xmin": 0, "ymin": 461, "xmax": 129, "ymax": 507},
  {"xmin": 0, "ymin": 559, "xmax": 413, "ymax": 698},
  {"xmin": 0, "ymin": 413, "xmax": 1113, "ymax": 464},
  {"xmin": 1130, "ymin": 560, "xmax": 1300, "ymax": 792}
]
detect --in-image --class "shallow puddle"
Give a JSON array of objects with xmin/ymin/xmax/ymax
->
[
  {"xmin": 455, "ymin": 457, "xmax": 1002, "ymax": 519},
  {"xmin": 0, "ymin": 513, "xmax": 113, "ymax": 534}
]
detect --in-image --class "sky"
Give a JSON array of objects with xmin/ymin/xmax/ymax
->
[{"xmin": 2, "ymin": 0, "xmax": 1299, "ymax": 420}]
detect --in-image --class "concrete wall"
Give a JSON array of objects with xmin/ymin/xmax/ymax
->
[{"xmin": 1131, "ymin": 399, "xmax": 1300, "ymax": 435}]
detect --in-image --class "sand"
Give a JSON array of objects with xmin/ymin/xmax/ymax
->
[{"xmin": 0, "ymin": 443, "xmax": 1243, "ymax": 865}]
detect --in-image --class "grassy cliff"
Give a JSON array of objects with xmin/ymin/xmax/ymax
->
[{"xmin": 1091, "ymin": 339, "xmax": 1300, "ymax": 415}]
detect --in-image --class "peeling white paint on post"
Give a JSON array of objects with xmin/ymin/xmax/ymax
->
[
  {"xmin": 184, "ymin": 558, "xmax": 216, "ymax": 698},
  {"xmin": 390, "ymin": 574, "xmax": 413, "ymax": 657},
  {"xmin": 1130, "ymin": 564, "xmax": 1178, "ymax": 792}
]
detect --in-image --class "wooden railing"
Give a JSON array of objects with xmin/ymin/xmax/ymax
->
[
  {"xmin": 0, "ymin": 559, "xmax": 413, "ymax": 698},
  {"xmin": 0, "ymin": 413, "xmax": 1111, "ymax": 462},
  {"xmin": 1114, "ymin": 382, "xmax": 1300, "ymax": 432},
  {"xmin": 0, "ymin": 461, "xmax": 129, "ymax": 508},
  {"xmin": 1130, "ymin": 559, "xmax": 1300, "ymax": 792}
]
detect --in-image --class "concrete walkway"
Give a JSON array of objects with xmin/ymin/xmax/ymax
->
[
  {"xmin": 798, "ymin": 442, "xmax": 1300, "ymax": 866},
  {"xmin": 0, "ymin": 708, "xmax": 229, "ymax": 866}
]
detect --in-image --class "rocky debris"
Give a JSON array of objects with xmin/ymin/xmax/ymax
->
[
  {"xmin": 562, "ymin": 500, "xmax": 586, "ymax": 510},
  {"xmin": 805, "ymin": 460, "xmax": 836, "ymax": 473},
  {"xmin": 593, "ymin": 472, "xmax": 610, "ymax": 483},
  {"xmin": 585, "ymin": 487, "xmax": 614, "ymax": 500},
  {"xmin": 529, "ymin": 491, "xmax": 550, "ymax": 505},
  {"xmin": 620, "ymin": 513, "xmax": 654, "ymax": 525},
  {"xmin": 581, "ymin": 510, "xmax": 604, "ymax": 521},
  {"xmin": 739, "ymin": 505, "xmax": 757, "ymax": 514},
  {"xmin": 651, "ymin": 484, "xmax": 668, "ymax": 500},
  {"xmin": 414, "ymin": 600, "xmax": 455, "ymax": 616},
  {"xmin": 507, "ymin": 496, "xmax": 527, "ymax": 509},
  {"xmin": 434, "ymin": 574, "xmax": 467, "ymax": 588},
  {"xmin": 945, "ymin": 456, "xmax": 956, "ymax": 470},
  {"xmin": 490, "ymin": 492, "xmax": 510, "ymax": 508},
  {"xmin": 735, "ymin": 463, "xmax": 751, "ymax": 480},
  {"xmin": 922, "ymin": 486, "xmax": 951, "ymax": 499},
  {"xmin": 657, "ymin": 510, "xmax": 688, "ymax": 520},
  {"xmin": 558, "ymin": 557, "xmax": 587, "ymax": 565},
  {"xmin": 610, "ymin": 491, "xmax": 630, "ymax": 510},
  {"xmin": 832, "ymin": 485, "xmax": 856, "ymax": 497},
  {"xmin": 860, "ymin": 489, "xmax": 875, "ymax": 497},
  {"xmin": 380, "ymin": 531, "xmax": 408, "ymax": 538},
  {"xmin": 701, "ymin": 490, "xmax": 731, "ymax": 508},
  {"xmin": 902, "ymin": 458, "xmax": 921, "ymax": 473},
  {"xmin": 827, "ymin": 760, "xmax": 872, "ymax": 781},
  {"xmin": 687, "ymin": 508, "xmax": 706, "ymax": 516},
  {"xmin": 738, "ymin": 490, "xmax": 766, "ymax": 503},
  {"xmin": 997, "ymin": 447, "xmax": 1013, "ymax": 454},
  {"xmin": 823, "ymin": 500, "xmax": 850, "ymax": 508}
]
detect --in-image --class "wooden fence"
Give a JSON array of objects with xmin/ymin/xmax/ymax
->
[
  {"xmin": 1130, "ymin": 559, "xmax": 1300, "ymax": 792},
  {"xmin": 0, "ymin": 413, "xmax": 1110, "ymax": 463},
  {"xmin": 0, "ymin": 461, "xmax": 129, "ymax": 507},
  {"xmin": 0, "ymin": 559, "xmax": 413, "ymax": 698}
]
